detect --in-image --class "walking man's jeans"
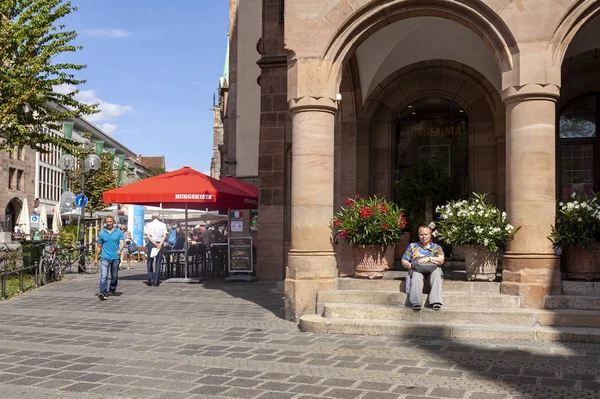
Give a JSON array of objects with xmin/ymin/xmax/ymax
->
[
  {"xmin": 99, "ymin": 259, "xmax": 120, "ymax": 294},
  {"xmin": 146, "ymin": 242, "xmax": 163, "ymax": 285}
]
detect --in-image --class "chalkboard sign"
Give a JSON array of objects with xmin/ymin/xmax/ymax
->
[{"xmin": 228, "ymin": 237, "xmax": 253, "ymax": 273}]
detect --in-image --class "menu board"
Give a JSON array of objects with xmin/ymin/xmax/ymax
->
[{"xmin": 228, "ymin": 237, "xmax": 253, "ymax": 273}]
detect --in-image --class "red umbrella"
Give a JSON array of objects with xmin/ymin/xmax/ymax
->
[
  {"xmin": 103, "ymin": 167, "xmax": 257, "ymax": 210},
  {"xmin": 102, "ymin": 167, "xmax": 258, "ymax": 282},
  {"xmin": 220, "ymin": 176, "xmax": 259, "ymax": 198}
]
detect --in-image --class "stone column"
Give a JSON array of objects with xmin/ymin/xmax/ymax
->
[
  {"xmin": 501, "ymin": 84, "xmax": 561, "ymax": 308},
  {"xmin": 285, "ymin": 96, "xmax": 338, "ymax": 321}
]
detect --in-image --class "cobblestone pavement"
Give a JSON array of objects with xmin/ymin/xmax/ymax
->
[{"xmin": 1, "ymin": 264, "xmax": 600, "ymax": 399}]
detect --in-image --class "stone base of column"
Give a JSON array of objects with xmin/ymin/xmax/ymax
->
[
  {"xmin": 284, "ymin": 250, "xmax": 337, "ymax": 321},
  {"xmin": 501, "ymin": 253, "xmax": 561, "ymax": 308}
]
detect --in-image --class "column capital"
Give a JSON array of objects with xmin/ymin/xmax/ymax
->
[
  {"xmin": 502, "ymin": 83, "xmax": 560, "ymax": 105},
  {"xmin": 288, "ymin": 96, "xmax": 338, "ymax": 115}
]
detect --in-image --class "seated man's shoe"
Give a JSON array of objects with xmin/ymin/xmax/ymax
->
[
  {"xmin": 97, "ymin": 292, "xmax": 108, "ymax": 300},
  {"xmin": 432, "ymin": 303, "xmax": 442, "ymax": 311},
  {"xmin": 412, "ymin": 304, "xmax": 422, "ymax": 310},
  {"xmin": 145, "ymin": 279, "xmax": 153, "ymax": 286},
  {"xmin": 154, "ymin": 281, "xmax": 160, "ymax": 287}
]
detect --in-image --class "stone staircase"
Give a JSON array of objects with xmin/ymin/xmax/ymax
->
[{"xmin": 299, "ymin": 275, "xmax": 600, "ymax": 343}]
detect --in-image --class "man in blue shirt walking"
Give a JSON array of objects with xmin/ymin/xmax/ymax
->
[{"xmin": 94, "ymin": 216, "xmax": 124, "ymax": 300}]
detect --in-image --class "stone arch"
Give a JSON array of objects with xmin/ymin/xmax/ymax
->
[
  {"xmin": 4, "ymin": 197, "xmax": 22, "ymax": 233},
  {"xmin": 560, "ymin": 49, "xmax": 600, "ymax": 108},
  {"xmin": 323, "ymin": 0, "xmax": 518, "ymax": 78},
  {"xmin": 362, "ymin": 60, "xmax": 505, "ymax": 206},
  {"xmin": 551, "ymin": 0, "xmax": 600, "ymax": 66}
]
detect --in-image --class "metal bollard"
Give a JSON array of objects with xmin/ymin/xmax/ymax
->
[
  {"xmin": 19, "ymin": 268, "xmax": 23, "ymax": 293},
  {"xmin": 1, "ymin": 273, "xmax": 5, "ymax": 300},
  {"xmin": 34, "ymin": 261, "xmax": 38, "ymax": 288}
]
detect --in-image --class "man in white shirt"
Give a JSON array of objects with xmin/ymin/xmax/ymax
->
[{"xmin": 144, "ymin": 212, "xmax": 167, "ymax": 286}]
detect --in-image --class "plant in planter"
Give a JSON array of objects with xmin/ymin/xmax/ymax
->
[
  {"xmin": 332, "ymin": 194, "xmax": 407, "ymax": 278},
  {"xmin": 433, "ymin": 193, "xmax": 518, "ymax": 281},
  {"xmin": 550, "ymin": 192, "xmax": 600, "ymax": 280}
]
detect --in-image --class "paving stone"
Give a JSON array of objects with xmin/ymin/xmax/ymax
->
[
  {"xmin": 195, "ymin": 375, "xmax": 232, "ymax": 385},
  {"xmin": 259, "ymin": 372, "xmax": 293, "ymax": 380},
  {"xmin": 223, "ymin": 387, "xmax": 266, "ymax": 398},
  {"xmin": 356, "ymin": 381, "xmax": 393, "ymax": 391},
  {"xmin": 6, "ymin": 376, "xmax": 46, "ymax": 386},
  {"xmin": 321, "ymin": 378, "xmax": 357, "ymax": 387},
  {"xmin": 59, "ymin": 382, "xmax": 101, "ymax": 392},
  {"xmin": 393, "ymin": 385, "xmax": 429, "ymax": 395},
  {"xmin": 190, "ymin": 385, "xmax": 230, "ymax": 395},
  {"xmin": 257, "ymin": 381, "xmax": 296, "ymax": 391},
  {"xmin": 226, "ymin": 377, "xmax": 263, "ymax": 388},
  {"xmin": 324, "ymin": 387, "xmax": 365, "ymax": 398},
  {"xmin": 430, "ymin": 387, "xmax": 467, "ymax": 398},
  {"xmin": 467, "ymin": 393, "xmax": 510, "ymax": 399},
  {"xmin": 255, "ymin": 392, "xmax": 296, "ymax": 399},
  {"xmin": 361, "ymin": 392, "xmax": 399, "ymax": 399},
  {"xmin": 540, "ymin": 378, "xmax": 576, "ymax": 387}
]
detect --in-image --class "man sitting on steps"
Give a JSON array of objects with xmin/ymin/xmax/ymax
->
[{"xmin": 401, "ymin": 225, "xmax": 445, "ymax": 311}]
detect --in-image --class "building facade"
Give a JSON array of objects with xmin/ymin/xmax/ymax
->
[
  {"xmin": 1, "ymin": 145, "xmax": 36, "ymax": 233},
  {"xmin": 219, "ymin": 0, "xmax": 600, "ymax": 320}
]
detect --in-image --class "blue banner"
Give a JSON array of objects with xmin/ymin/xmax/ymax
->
[{"xmin": 132, "ymin": 205, "xmax": 145, "ymax": 247}]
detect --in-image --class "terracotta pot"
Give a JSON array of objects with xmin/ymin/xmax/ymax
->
[
  {"xmin": 354, "ymin": 246, "xmax": 387, "ymax": 279},
  {"xmin": 452, "ymin": 245, "xmax": 465, "ymax": 261},
  {"xmin": 463, "ymin": 246, "xmax": 498, "ymax": 281},
  {"xmin": 563, "ymin": 244, "xmax": 600, "ymax": 281},
  {"xmin": 394, "ymin": 232, "xmax": 411, "ymax": 260}
]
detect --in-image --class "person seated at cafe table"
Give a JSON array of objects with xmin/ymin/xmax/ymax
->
[{"xmin": 401, "ymin": 226, "xmax": 445, "ymax": 311}]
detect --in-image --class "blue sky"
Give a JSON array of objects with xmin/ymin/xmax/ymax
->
[{"xmin": 60, "ymin": 1, "xmax": 230, "ymax": 172}]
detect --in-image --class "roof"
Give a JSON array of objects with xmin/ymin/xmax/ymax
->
[{"xmin": 139, "ymin": 156, "xmax": 165, "ymax": 170}]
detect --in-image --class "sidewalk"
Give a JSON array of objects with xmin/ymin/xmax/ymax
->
[{"xmin": 0, "ymin": 265, "xmax": 599, "ymax": 398}]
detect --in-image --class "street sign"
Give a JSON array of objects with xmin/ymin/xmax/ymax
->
[
  {"xmin": 74, "ymin": 194, "xmax": 89, "ymax": 207},
  {"xmin": 30, "ymin": 215, "xmax": 39, "ymax": 223}
]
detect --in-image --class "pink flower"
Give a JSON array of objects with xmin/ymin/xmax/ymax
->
[{"xmin": 334, "ymin": 220, "xmax": 341, "ymax": 227}]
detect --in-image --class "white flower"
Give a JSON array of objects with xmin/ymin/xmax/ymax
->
[
  {"xmin": 432, "ymin": 230, "xmax": 438, "ymax": 237},
  {"xmin": 571, "ymin": 192, "xmax": 577, "ymax": 198},
  {"xmin": 559, "ymin": 202, "xmax": 564, "ymax": 207},
  {"xmin": 502, "ymin": 212, "xmax": 507, "ymax": 220},
  {"xmin": 483, "ymin": 238, "xmax": 489, "ymax": 246},
  {"xmin": 441, "ymin": 214, "xmax": 448, "ymax": 219},
  {"xmin": 578, "ymin": 217, "xmax": 582, "ymax": 222},
  {"xmin": 428, "ymin": 221, "xmax": 436, "ymax": 229}
]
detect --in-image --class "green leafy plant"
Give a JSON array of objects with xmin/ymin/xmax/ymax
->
[
  {"xmin": 56, "ymin": 225, "xmax": 77, "ymax": 248},
  {"xmin": 395, "ymin": 159, "xmax": 453, "ymax": 232},
  {"xmin": 0, "ymin": 0, "xmax": 98, "ymax": 152},
  {"xmin": 433, "ymin": 193, "xmax": 519, "ymax": 252},
  {"xmin": 549, "ymin": 192, "xmax": 600, "ymax": 249},
  {"xmin": 66, "ymin": 152, "xmax": 118, "ymax": 213},
  {"xmin": 332, "ymin": 194, "xmax": 407, "ymax": 247}
]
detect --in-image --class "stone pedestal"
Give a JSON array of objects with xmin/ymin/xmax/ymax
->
[
  {"xmin": 501, "ymin": 84, "xmax": 561, "ymax": 308},
  {"xmin": 284, "ymin": 97, "xmax": 338, "ymax": 321}
]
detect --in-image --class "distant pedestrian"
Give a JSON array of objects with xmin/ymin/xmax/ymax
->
[
  {"xmin": 144, "ymin": 212, "xmax": 167, "ymax": 286},
  {"xmin": 117, "ymin": 204, "xmax": 128, "ymax": 228},
  {"xmin": 120, "ymin": 226, "xmax": 133, "ymax": 270},
  {"xmin": 94, "ymin": 216, "xmax": 124, "ymax": 300}
]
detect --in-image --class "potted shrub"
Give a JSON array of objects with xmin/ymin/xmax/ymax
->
[
  {"xmin": 550, "ymin": 193, "xmax": 600, "ymax": 280},
  {"xmin": 433, "ymin": 193, "xmax": 518, "ymax": 281},
  {"xmin": 332, "ymin": 194, "xmax": 407, "ymax": 278},
  {"xmin": 395, "ymin": 159, "xmax": 453, "ymax": 257}
]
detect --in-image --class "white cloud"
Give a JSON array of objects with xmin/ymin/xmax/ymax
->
[
  {"xmin": 54, "ymin": 84, "xmax": 134, "ymax": 134},
  {"xmin": 97, "ymin": 123, "xmax": 117, "ymax": 134},
  {"xmin": 82, "ymin": 28, "xmax": 130, "ymax": 39}
]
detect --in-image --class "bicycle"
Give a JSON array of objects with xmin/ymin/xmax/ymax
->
[{"xmin": 56, "ymin": 243, "xmax": 98, "ymax": 275}]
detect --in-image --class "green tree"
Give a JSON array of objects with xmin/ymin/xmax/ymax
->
[
  {"xmin": 145, "ymin": 166, "xmax": 166, "ymax": 177},
  {"xmin": 0, "ymin": 0, "xmax": 97, "ymax": 152},
  {"xmin": 66, "ymin": 152, "xmax": 117, "ymax": 213}
]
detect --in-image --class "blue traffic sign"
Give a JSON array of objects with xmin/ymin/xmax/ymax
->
[
  {"xmin": 74, "ymin": 194, "xmax": 89, "ymax": 207},
  {"xmin": 30, "ymin": 215, "xmax": 39, "ymax": 223}
]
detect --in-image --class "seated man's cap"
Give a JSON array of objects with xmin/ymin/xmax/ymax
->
[{"xmin": 151, "ymin": 211, "xmax": 160, "ymax": 218}]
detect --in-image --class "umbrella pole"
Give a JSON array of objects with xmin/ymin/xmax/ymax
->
[{"xmin": 184, "ymin": 202, "xmax": 188, "ymax": 280}]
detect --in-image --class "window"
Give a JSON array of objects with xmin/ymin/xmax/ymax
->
[
  {"xmin": 17, "ymin": 146, "xmax": 23, "ymax": 160},
  {"xmin": 558, "ymin": 94, "xmax": 599, "ymax": 198},
  {"xmin": 8, "ymin": 168, "xmax": 15, "ymax": 189},
  {"xmin": 16, "ymin": 170, "xmax": 23, "ymax": 191}
]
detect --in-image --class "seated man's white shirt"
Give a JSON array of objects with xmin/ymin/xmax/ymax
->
[{"xmin": 145, "ymin": 219, "xmax": 167, "ymax": 243}]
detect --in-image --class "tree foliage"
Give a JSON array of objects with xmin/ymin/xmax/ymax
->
[
  {"xmin": 66, "ymin": 152, "xmax": 117, "ymax": 213},
  {"xmin": 0, "ymin": 0, "xmax": 97, "ymax": 152},
  {"xmin": 145, "ymin": 166, "xmax": 166, "ymax": 178}
]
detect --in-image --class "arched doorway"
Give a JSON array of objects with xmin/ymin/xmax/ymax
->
[
  {"xmin": 395, "ymin": 97, "xmax": 470, "ymax": 199},
  {"xmin": 4, "ymin": 198, "xmax": 21, "ymax": 233}
]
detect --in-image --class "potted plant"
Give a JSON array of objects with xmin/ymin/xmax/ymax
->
[
  {"xmin": 550, "ymin": 193, "xmax": 600, "ymax": 280},
  {"xmin": 332, "ymin": 194, "xmax": 407, "ymax": 278},
  {"xmin": 395, "ymin": 159, "xmax": 453, "ymax": 257},
  {"xmin": 433, "ymin": 193, "xmax": 518, "ymax": 281}
]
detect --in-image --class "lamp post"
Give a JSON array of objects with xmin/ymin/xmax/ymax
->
[{"xmin": 59, "ymin": 143, "xmax": 101, "ymax": 272}]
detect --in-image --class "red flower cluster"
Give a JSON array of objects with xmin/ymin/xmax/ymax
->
[
  {"xmin": 339, "ymin": 230, "xmax": 349, "ymax": 237},
  {"xmin": 345, "ymin": 198, "xmax": 354, "ymax": 206},
  {"xmin": 382, "ymin": 224, "xmax": 388, "ymax": 230},
  {"xmin": 398, "ymin": 215, "xmax": 407, "ymax": 229},
  {"xmin": 333, "ymin": 220, "xmax": 342, "ymax": 227},
  {"xmin": 360, "ymin": 207, "xmax": 372, "ymax": 218},
  {"xmin": 379, "ymin": 203, "xmax": 389, "ymax": 214}
]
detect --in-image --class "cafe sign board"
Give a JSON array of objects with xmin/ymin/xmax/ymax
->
[{"xmin": 228, "ymin": 237, "xmax": 253, "ymax": 274}]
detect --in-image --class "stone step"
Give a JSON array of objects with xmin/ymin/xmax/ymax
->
[
  {"xmin": 322, "ymin": 303, "xmax": 536, "ymax": 327},
  {"xmin": 561, "ymin": 281, "xmax": 600, "ymax": 296},
  {"xmin": 317, "ymin": 290, "xmax": 520, "ymax": 310},
  {"xmin": 336, "ymin": 277, "xmax": 500, "ymax": 293},
  {"xmin": 545, "ymin": 295, "xmax": 600, "ymax": 311},
  {"xmin": 299, "ymin": 314, "xmax": 600, "ymax": 343},
  {"xmin": 537, "ymin": 309, "xmax": 600, "ymax": 328}
]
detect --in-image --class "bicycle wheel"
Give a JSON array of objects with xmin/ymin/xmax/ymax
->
[
  {"xmin": 52, "ymin": 259, "xmax": 62, "ymax": 281},
  {"xmin": 83, "ymin": 254, "xmax": 98, "ymax": 274}
]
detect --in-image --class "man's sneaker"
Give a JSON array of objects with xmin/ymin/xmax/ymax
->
[
  {"xmin": 97, "ymin": 292, "xmax": 108, "ymax": 300},
  {"xmin": 108, "ymin": 291, "xmax": 116, "ymax": 297}
]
